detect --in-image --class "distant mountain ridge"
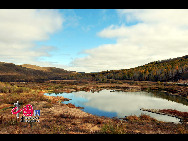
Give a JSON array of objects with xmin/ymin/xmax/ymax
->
[
  {"xmin": 21, "ymin": 64, "xmax": 52, "ymax": 72},
  {"xmin": 90, "ymin": 55, "xmax": 188, "ymax": 82},
  {"xmin": 0, "ymin": 62, "xmax": 73, "ymax": 82},
  {"xmin": 0, "ymin": 55, "xmax": 187, "ymax": 82}
]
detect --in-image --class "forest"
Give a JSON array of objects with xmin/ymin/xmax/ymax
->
[
  {"xmin": 88, "ymin": 55, "xmax": 188, "ymax": 82},
  {"xmin": 0, "ymin": 62, "xmax": 72, "ymax": 82},
  {"xmin": 0, "ymin": 55, "xmax": 187, "ymax": 82}
]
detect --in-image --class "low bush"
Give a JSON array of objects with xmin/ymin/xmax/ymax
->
[{"xmin": 100, "ymin": 122, "xmax": 127, "ymax": 134}]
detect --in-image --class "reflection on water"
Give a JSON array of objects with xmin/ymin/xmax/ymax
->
[{"xmin": 45, "ymin": 90, "xmax": 188, "ymax": 123}]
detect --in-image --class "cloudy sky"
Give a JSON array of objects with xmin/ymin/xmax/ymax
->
[{"xmin": 0, "ymin": 9, "xmax": 187, "ymax": 72}]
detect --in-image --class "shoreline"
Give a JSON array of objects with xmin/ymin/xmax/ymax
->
[
  {"xmin": 0, "ymin": 81, "xmax": 188, "ymax": 134},
  {"xmin": 45, "ymin": 89, "xmax": 187, "ymax": 124}
]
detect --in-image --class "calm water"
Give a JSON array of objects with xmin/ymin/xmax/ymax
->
[{"xmin": 45, "ymin": 90, "xmax": 188, "ymax": 123}]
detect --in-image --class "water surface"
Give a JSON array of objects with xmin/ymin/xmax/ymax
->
[{"xmin": 45, "ymin": 90, "xmax": 188, "ymax": 123}]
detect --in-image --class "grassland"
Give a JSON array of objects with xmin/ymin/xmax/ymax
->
[{"xmin": 0, "ymin": 81, "xmax": 187, "ymax": 134}]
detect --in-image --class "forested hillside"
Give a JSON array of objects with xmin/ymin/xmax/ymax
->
[
  {"xmin": 90, "ymin": 55, "xmax": 188, "ymax": 82},
  {"xmin": 0, "ymin": 62, "xmax": 73, "ymax": 82},
  {"xmin": 0, "ymin": 55, "xmax": 187, "ymax": 82}
]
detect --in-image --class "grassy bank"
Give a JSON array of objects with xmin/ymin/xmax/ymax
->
[{"xmin": 0, "ymin": 81, "xmax": 187, "ymax": 134}]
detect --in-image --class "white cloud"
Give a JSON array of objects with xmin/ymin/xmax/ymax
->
[
  {"xmin": 117, "ymin": 9, "xmax": 188, "ymax": 26},
  {"xmin": 0, "ymin": 9, "xmax": 63, "ymax": 65},
  {"xmin": 71, "ymin": 9, "xmax": 188, "ymax": 72}
]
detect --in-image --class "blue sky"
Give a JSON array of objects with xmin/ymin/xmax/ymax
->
[
  {"xmin": 37, "ymin": 9, "xmax": 119, "ymax": 66},
  {"xmin": 0, "ymin": 9, "xmax": 187, "ymax": 72},
  {"xmin": 35, "ymin": 9, "xmax": 142, "ymax": 70}
]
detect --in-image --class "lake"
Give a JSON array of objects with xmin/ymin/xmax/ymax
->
[{"xmin": 44, "ymin": 90, "xmax": 188, "ymax": 123}]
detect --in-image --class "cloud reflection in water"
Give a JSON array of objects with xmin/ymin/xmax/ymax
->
[{"xmin": 45, "ymin": 90, "xmax": 188, "ymax": 123}]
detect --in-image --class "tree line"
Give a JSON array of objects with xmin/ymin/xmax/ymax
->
[
  {"xmin": 89, "ymin": 55, "xmax": 188, "ymax": 82},
  {"xmin": 0, "ymin": 55, "xmax": 187, "ymax": 82}
]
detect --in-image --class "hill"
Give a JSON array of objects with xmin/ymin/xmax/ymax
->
[
  {"xmin": 90, "ymin": 55, "xmax": 188, "ymax": 82},
  {"xmin": 21, "ymin": 64, "xmax": 51, "ymax": 72},
  {"xmin": 0, "ymin": 62, "xmax": 73, "ymax": 82},
  {"xmin": 0, "ymin": 55, "xmax": 187, "ymax": 82}
]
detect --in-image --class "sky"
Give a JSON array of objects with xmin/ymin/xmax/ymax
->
[{"xmin": 0, "ymin": 9, "xmax": 187, "ymax": 72}]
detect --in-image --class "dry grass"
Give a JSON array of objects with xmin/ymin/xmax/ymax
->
[{"xmin": 0, "ymin": 81, "xmax": 187, "ymax": 134}]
